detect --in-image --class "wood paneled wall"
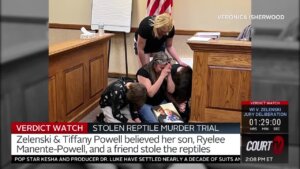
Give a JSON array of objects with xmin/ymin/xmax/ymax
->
[
  {"xmin": 188, "ymin": 39, "xmax": 251, "ymax": 122},
  {"xmin": 49, "ymin": 34, "xmax": 113, "ymax": 122}
]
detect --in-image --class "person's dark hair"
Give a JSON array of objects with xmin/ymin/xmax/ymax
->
[
  {"xmin": 126, "ymin": 83, "xmax": 147, "ymax": 109},
  {"xmin": 173, "ymin": 66, "xmax": 193, "ymax": 102}
]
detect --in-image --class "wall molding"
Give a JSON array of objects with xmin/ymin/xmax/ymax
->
[
  {"xmin": 49, "ymin": 23, "xmax": 240, "ymax": 37},
  {"xmin": 49, "ymin": 23, "xmax": 91, "ymax": 30},
  {"xmin": 108, "ymin": 72, "xmax": 136, "ymax": 80}
]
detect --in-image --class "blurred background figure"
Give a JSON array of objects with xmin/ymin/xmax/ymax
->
[
  {"xmin": 278, "ymin": 17, "xmax": 299, "ymax": 41},
  {"xmin": 237, "ymin": 24, "xmax": 254, "ymax": 41}
]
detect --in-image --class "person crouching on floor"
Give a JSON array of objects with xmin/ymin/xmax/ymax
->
[
  {"xmin": 136, "ymin": 51, "xmax": 175, "ymax": 123},
  {"xmin": 167, "ymin": 64, "xmax": 193, "ymax": 122},
  {"xmin": 97, "ymin": 77, "xmax": 147, "ymax": 123}
]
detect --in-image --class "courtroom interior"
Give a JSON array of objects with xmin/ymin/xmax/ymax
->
[
  {"xmin": 47, "ymin": 1, "xmax": 299, "ymax": 168},
  {"xmin": 1, "ymin": 0, "xmax": 298, "ymax": 169}
]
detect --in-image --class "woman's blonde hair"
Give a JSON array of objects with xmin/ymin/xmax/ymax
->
[{"xmin": 150, "ymin": 13, "xmax": 174, "ymax": 38}]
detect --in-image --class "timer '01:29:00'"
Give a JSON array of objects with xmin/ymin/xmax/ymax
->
[{"xmin": 249, "ymin": 118, "xmax": 281, "ymax": 126}]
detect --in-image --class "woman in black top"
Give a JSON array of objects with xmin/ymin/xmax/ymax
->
[
  {"xmin": 98, "ymin": 77, "xmax": 147, "ymax": 123},
  {"xmin": 136, "ymin": 52, "xmax": 175, "ymax": 123},
  {"xmin": 167, "ymin": 64, "xmax": 193, "ymax": 122},
  {"xmin": 135, "ymin": 13, "xmax": 187, "ymax": 66}
]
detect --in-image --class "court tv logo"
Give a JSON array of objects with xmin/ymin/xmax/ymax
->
[{"xmin": 246, "ymin": 135, "xmax": 285, "ymax": 155}]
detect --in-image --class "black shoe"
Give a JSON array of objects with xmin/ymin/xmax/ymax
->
[{"xmin": 96, "ymin": 113, "xmax": 105, "ymax": 123}]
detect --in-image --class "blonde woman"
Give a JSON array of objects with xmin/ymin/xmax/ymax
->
[{"xmin": 134, "ymin": 13, "xmax": 187, "ymax": 66}]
